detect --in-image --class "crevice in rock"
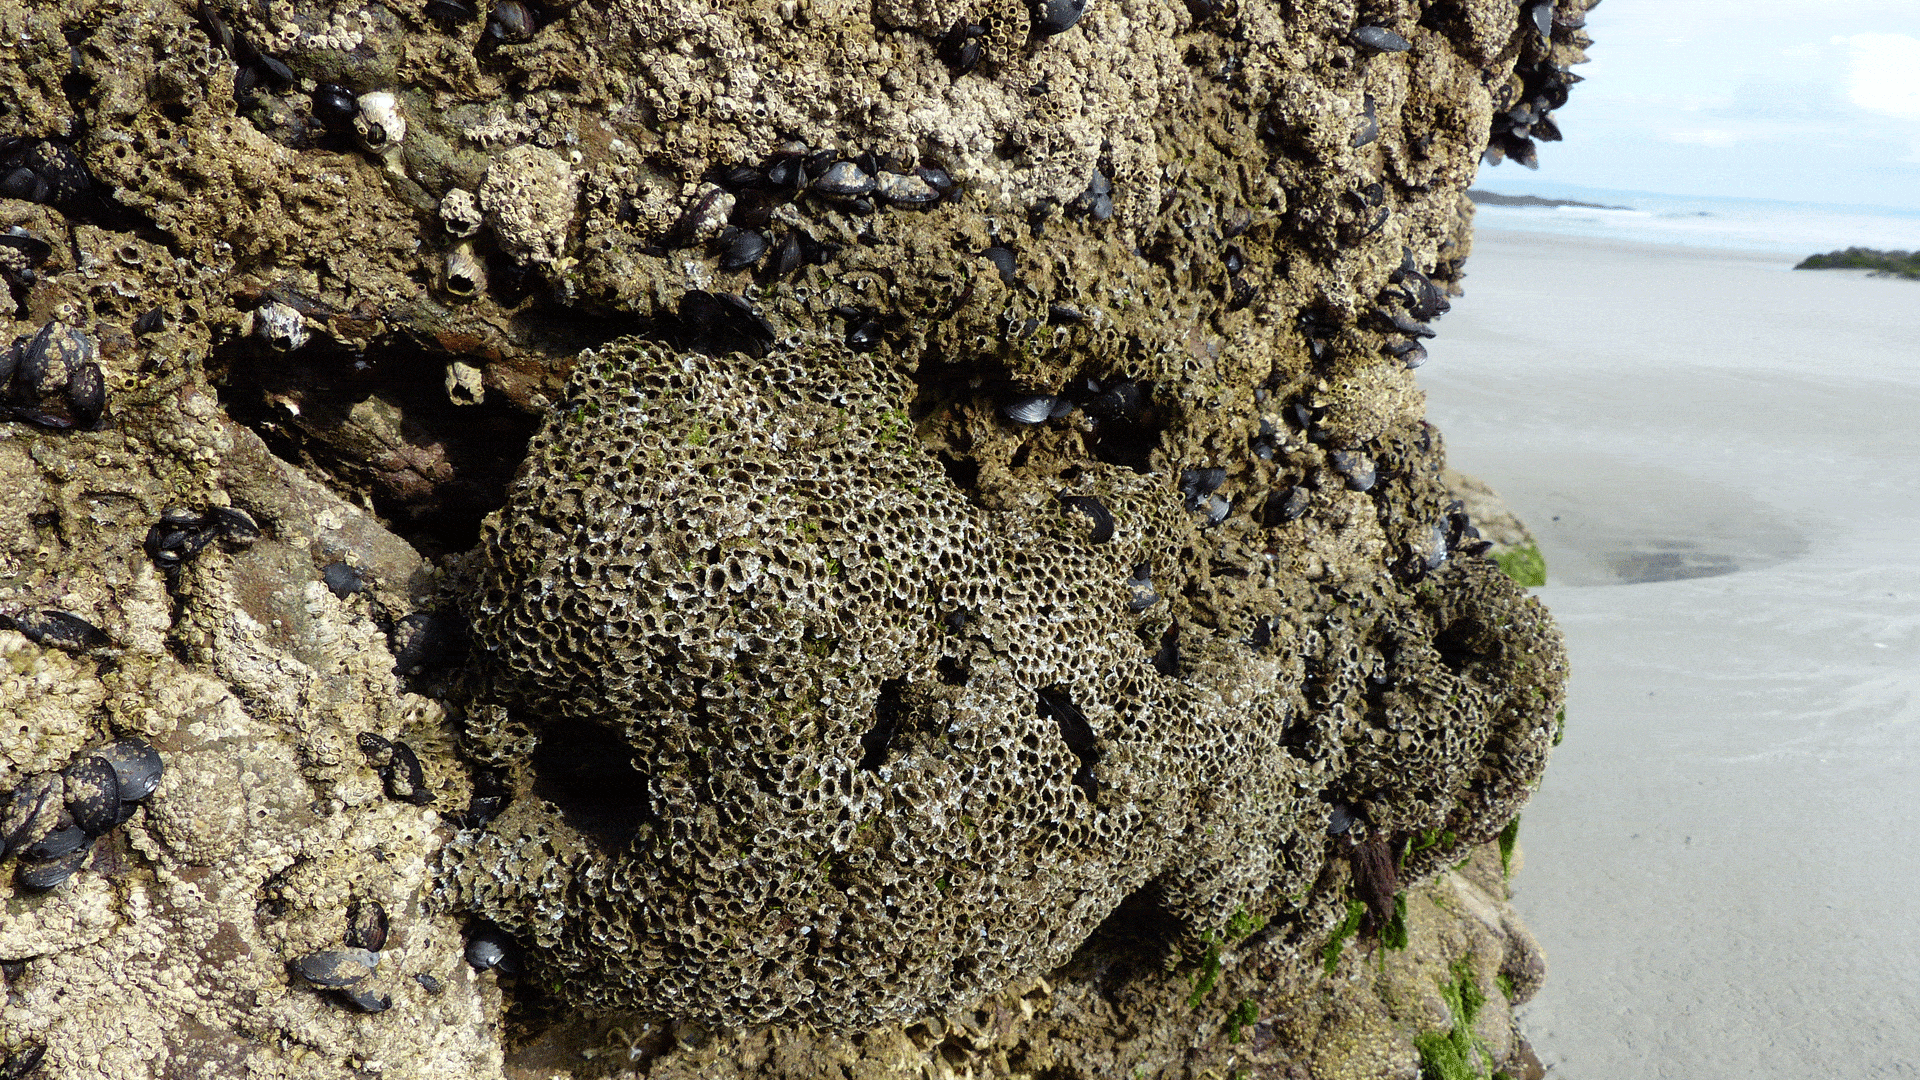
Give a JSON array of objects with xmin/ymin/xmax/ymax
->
[{"xmin": 527, "ymin": 718, "xmax": 654, "ymax": 849}]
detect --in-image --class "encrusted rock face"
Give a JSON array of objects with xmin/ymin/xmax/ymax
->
[
  {"xmin": 0, "ymin": 0, "xmax": 1588, "ymax": 1070},
  {"xmin": 430, "ymin": 0, "xmax": 1586, "ymax": 1034}
]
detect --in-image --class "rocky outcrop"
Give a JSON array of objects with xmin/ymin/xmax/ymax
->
[{"xmin": 0, "ymin": 0, "xmax": 1590, "ymax": 1075}]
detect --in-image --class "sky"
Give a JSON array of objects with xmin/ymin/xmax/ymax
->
[{"xmin": 1471, "ymin": 0, "xmax": 1920, "ymax": 209}]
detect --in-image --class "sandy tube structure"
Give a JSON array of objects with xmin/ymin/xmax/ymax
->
[{"xmin": 0, "ymin": 0, "xmax": 1589, "ymax": 1075}]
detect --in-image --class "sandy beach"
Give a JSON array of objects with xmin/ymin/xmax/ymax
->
[{"xmin": 1420, "ymin": 230, "xmax": 1920, "ymax": 1078}]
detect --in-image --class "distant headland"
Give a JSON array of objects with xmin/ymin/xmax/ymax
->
[
  {"xmin": 1467, "ymin": 189, "xmax": 1632, "ymax": 210},
  {"xmin": 1794, "ymin": 247, "xmax": 1920, "ymax": 279}
]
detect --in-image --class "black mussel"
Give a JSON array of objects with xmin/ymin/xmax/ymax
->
[
  {"xmin": 875, "ymin": 171, "xmax": 939, "ymax": 209},
  {"xmin": 842, "ymin": 196, "xmax": 875, "ymax": 216},
  {"xmin": 62, "ymin": 756, "xmax": 121, "ymax": 836},
  {"xmin": 0, "ymin": 227, "xmax": 51, "ymax": 265},
  {"xmin": 1352, "ymin": 25, "xmax": 1410, "ymax": 53},
  {"xmin": 676, "ymin": 290, "xmax": 776, "ymax": 358},
  {"xmin": 23, "ymin": 322, "xmax": 97, "ymax": 398},
  {"xmin": 939, "ymin": 19, "xmax": 986, "ymax": 74},
  {"xmin": 1506, "ymin": 135, "xmax": 1539, "ymax": 169},
  {"xmin": 322, "ymin": 562, "xmax": 365, "ymax": 598},
  {"xmin": 1047, "ymin": 303, "xmax": 1084, "ymax": 325},
  {"xmin": 66, "ymin": 362, "xmax": 104, "ymax": 429},
  {"xmin": 1032, "ymin": 0, "xmax": 1088, "ymax": 37},
  {"xmin": 982, "ymin": 246, "xmax": 1018, "ymax": 285},
  {"xmin": 484, "ymin": 0, "xmax": 536, "ymax": 42},
  {"xmin": 1087, "ymin": 380, "xmax": 1144, "ymax": 420},
  {"xmin": 1260, "ymin": 486, "xmax": 1310, "ymax": 526},
  {"xmin": 1222, "ymin": 244, "xmax": 1246, "ymax": 275},
  {"xmin": 337, "ymin": 985, "xmax": 391, "ymax": 1012},
  {"xmin": 425, "ymin": 0, "xmax": 478, "ymax": 28},
  {"xmin": 1178, "ymin": 466, "xmax": 1226, "ymax": 510},
  {"xmin": 1228, "ymin": 275, "xmax": 1259, "ymax": 311},
  {"xmin": 1, "ymin": 1042, "xmax": 46, "ymax": 1079},
  {"xmin": 0, "ymin": 167, "xmax": 48, "ymax": 204},
  {"xmin": 356, "ymin": 731, "xmax": 395, "ymax": 767},
  {"xmin": 1089, "ymin": 192, "xmax": 1114, "ymax": 221},
  {"xmin": 1387, "ymin": 339, "xmax": 1428, "ymax": 368},
  {"xmin": 144, "ymin": 519, "xmax": 216, "ymax": 571},
  {"xmin": 1201, "ymin": 493, "xmax": 1230, "ymax": 526},
  {"xmin": 1152, "ymin": 624, "xmax": 1180, "ymax": 677},
  {"xmin": 1533, "ymin": 115, "xmax": 1562, "ymax": 142},
  {"xmin": 415, "ymin": 972, "xmax": 444, "ymax": 993},
  {"xmin": 802, "ymin": 148, "xmax": 838, "ymax": 180},
  {"xmin": 762, "ymin": 151, "xmax": 804, "ymax": 190},
  {"xmin": 253, "ymin": 52, "xmax": 294, "ymax": 87},
  {"xmin": 1421, "ymin": 522, "xmax": 1450, "ymax": 570},
  {"xmin": 1351, "ymin": 94, "xmax": 1379, "ymax": 148},
  {"xmin": 1125, "ymin": 563, "xmax": 1158, "ymax": 612},
  {"xmin": 311, "ymin": 84, "xmax": 358, "ymax": 129},
  {"xmin": 810, "ymin": 160, "xmax": 874, "ymax": 199},
  {"xmin": 451, "ymin": 768, "xmax": 511, "ymax": 829},
  {"xmin": 196, "ymin": 1, "xmax": 235, "ymax": 55},
  {"xmin": 1328, "ymin": 804, "xmax": 1355, "ymax": 835},
  {"xmin": 915, "ymin": 164, "xmax": 958, "ymax": 198},
  {"xmin": 716, "ymin": 227, "xmax": 767, "ymax": 271},
  {"xmin": 717, "ymin": 163, "xmax": 767, "ymax": 192},
  {"xmin": 765, "ymin": 231, "xmax": 806, "ymax": 279},
  {"xmin": 1526, "ymin": 0, "xmax": 1552, "ymax": 43},
  {"xmin": 1377, "ymin": 306, "xmax": 1435, "ymax": 339},
  {"xmin": 1329, "ymin": 451, "xmax": 1377, "ymax": 492},
  {"xmin": 391, "ymin": 611, "xmax": 464, "ymax": 676},
  {"xmin": 384, "ymin": 742, "xmax": 432, "ymax": 805},
  {"xmin": 1057, "ymin": 494, "xmax": 1115, "ymax": 543},
  {"xmin": 0, "ymin": 775, "xmax": 62, "ymax": 855},
  {"xmin": 17, "ymin": 844, "xmax": 88, "ymax": 892},
  {"xmin": 1000, "ymin": 394, "xmax": 1057, "ymax": 425},
  {"xmin": 22, "ymin": 820, "xmax": 85, "ymax": 861},
  {"xmin": 465, "ymin": 926, "xmax": 521, "ymax": 974},
  {"xmin": 291, "ymin": 949, "xmax": 378, "ymax": 988},
  {"xmin": 347, "ymin": 900, "xmax": 389, "ymax": 952},
  {"xmin": 210, "ymin": 506, "xmax": 262, "ymax": 543},
  {"xmin": 95, "ymin": 738, "xmax": 164, "ymax": 802},
  {"xmin": 1068, "ymin": 171, "xmax": 1112, "ymax": 219},
  {"xmin": 1, "ymin": 610, "xmax": 110, "ymax": 652},
  {"xmin": 846, "ymin": 320, "xmax": 883, "ymax": 352}
]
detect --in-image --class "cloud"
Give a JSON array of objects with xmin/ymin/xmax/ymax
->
[
  {"xmin": 1664, "ymin": 129, "xmax": 1739, "ymax": 147},
  {"xmin": 1839, "ymin": 33, "xmax": 1920, "ymax": 119}
]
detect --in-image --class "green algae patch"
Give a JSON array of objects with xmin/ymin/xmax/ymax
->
[
  {"xmin": 1497, "ymin": 817, "xmax": 1521, "ymax": 877},
  {"xmin": 1415, "ymin": 960, "xmax": 1492, "ymax": 1080},
  {"xmin": 1492, "ymin": 544, "xmax": 1546, "ymax": 588},
  {"xmin": 1322, "ymin": 900, "xmax": 1368, "ymax": 976}
]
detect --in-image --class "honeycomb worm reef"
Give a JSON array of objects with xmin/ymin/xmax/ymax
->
[{"xmin": 0, "ymin": 0, "xmax": 1589, "ymax": 1074}]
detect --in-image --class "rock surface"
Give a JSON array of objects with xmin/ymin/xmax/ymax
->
[{"xmin": 0, "ymin": 0, "xmax": 1590, "ymax": 1074}]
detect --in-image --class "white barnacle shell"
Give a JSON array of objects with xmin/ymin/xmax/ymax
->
[
  {"xmin": 443, "ymin": 241, "xmax": 487, "ymax": 301},
  {"xmin": 352, "ymin": 91, "xmax": 407, "ymax": 154},
  {"xmin": 253, "ymin": 301, "xmax": 308, "ymax": 352}
]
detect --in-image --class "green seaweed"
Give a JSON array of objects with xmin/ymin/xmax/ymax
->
[
  {"xmin": 1321, "ymin": 900, "xmax": 1367, "ymax": 976},
  {"xmin": 1497, "ymin": 816, "xmax": 1521, "ymax": 877},
  {"xmin": 1224, "ymin": 998, "xmax": 1260, "ymax": 1043},
  {"xmin": 1492, "ymin": 543, "xmax": 1546, "ymax": 588},
  {"xmin": 1381, "ymin": 892, "xmax": 1408, "ymax": 951},
  {"xmin": 1552, "ymin": 706, "xmax": 1566, "ymax": 747},
  {"xmin": 1415, "ymin": 959, "xmax": 1491, "ymax": 1080}
]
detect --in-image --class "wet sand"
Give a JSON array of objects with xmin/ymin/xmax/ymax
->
[{"xmin": 1420, "ymin": 230, "xmax": 1920, "ymax": 1078}]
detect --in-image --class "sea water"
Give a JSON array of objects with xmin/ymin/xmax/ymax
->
[
  {"xmin": 1466, "ymin": 180, "xmax": 1920, "ymax": 257},
  {"xmin": 1419, "ymin": 229, "xmax": 1920, "ymax": 1078}
]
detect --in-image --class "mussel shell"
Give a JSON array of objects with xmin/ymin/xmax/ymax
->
[
  {"xmin": 22, "ymin": 823, "xmax": 87, "ymax": 861},
  {"xmin": 716, "ymin": 228, "xmax": 767, "ymax": 272},
  {"xmin": 415, "ymin": 972, "xmax": 444, "ymax": 993},
  {"xmin": 810, "ymin": 160, "xmax": 874, "ymax": 198},
  {"xmin": 0, "ymin": 227, "xmax": 52, "ymax": 265},
  {"xmin": 1000, "ymin": 394, "xmax": 1057, "ymax": 425},
  {"xmin": 66, "ymin": 362, "xmax": 104, "ymax": 429},
  {"xmin": 1352, "ymin": 25, "xmax": 1411, "ymax": 52},
  {"xmin": 311, "ymin": 84, "xmax": 358, "ymax": 128},
  {"xmin": 1179, "ymin": 466, "xmax": 1227, "ymax": 509},
  {"xmin": 1057, "ymin": 494, "xmax": 1115, "ymax": 543},
  {"xmin": 290, "ymin": 949, "xmax": 378, "ymax": 988},
  {"xmin": 982, "ymin": 246, "xmax": 1018, "ymax": 285},
  {"xmin": 3, "ymin": 610, "xmax": 109, "ymax": 652},
  {"xmin": 1, "ymin": 1042, "xmax": 47, "ymax": 1078},
  {"xmin": 95, "ymin": 738, "xmax": 164, "ymax": 802},
  {"xmin": 16, "ymin": 843, "xmax": 89, "ymax": 891},
  {"xmin": 846, "ymin": 321, "xmax": 883, "ymax": 352},
  {"xmin": 875, "ymin": 172, "xmax": 939, "ymax": 209},
  {"xmin": 464, "ymin": 927, "xmax": 521, "ymax": 974},
  {"xmin": 210, "ymin": 506, "xmax": 262, "ymax": 542},
  {"xmin": 356, "ymin": 731, "xmax": 395, "ymax": 766},
  {"xmin": 1032, "ymin": 0, "xmax": 1088, "ymax": 37},
  {"xmin": 336, "ymin": 985, "xmax": 391, "ymax": 1012},
  {"xmin": 383, "ymin": 742, "xmax": 431, "ymax": 805},
  {"xmin": 347, "ymin": 900, "xmax": 389, "ymax": 952},
  {"xmin": 322, "ymin": 562, "xmax": 365, "ymax": 597},
  {"xmin": 61, "ymin": 755, "xmax": 122, "ymax": 836},
  {"xmin": 0, "ymin": 775, "xmax": 62, "ymax": 855}
]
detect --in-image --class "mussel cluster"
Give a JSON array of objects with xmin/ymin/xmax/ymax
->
[
  {"xmin": 1484, "ymin": 5, "xmax": 1585, "ymax": 169},
  {"xmin": 1374, "ymin": 248, "xmax": 1451, "ymax": 368},
  {"xmin": 0, "ymin": 137, "xmax": 92, "ymax": 209},
  {"xmin": 0, "ymin": 610, "xmax": 111, "ymax": 654},
  {"xmin": 672, "ymin": 148, "xmax": 963, "ymax": 282},
  {"xmin": 356, "ymin": 733, "xmax": 435, "ymax": 806},
  {"xmin": 289, "ymin": 900, "xmax": 394, "ymax": 1012},
  {"xmin": 0, "ymin": 739, "xmax": 164, "ymax": 892},
  {"xmin": 143, "ymin": 505, "xmax": 264, "ymax": 578},
  {"xmin": 1, "ymin": 322, "xmax": 105, "ymax": 431}
]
